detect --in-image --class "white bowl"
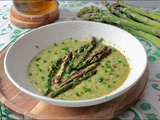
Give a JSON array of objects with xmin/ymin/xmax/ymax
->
[{"xmin": 4, "ymin": 21, "xmax": 147, "ymax": 107}]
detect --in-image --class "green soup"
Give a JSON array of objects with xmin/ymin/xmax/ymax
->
[{"xmin": 27, "ymin": 38, "xmax": 130, "ymax": 100}]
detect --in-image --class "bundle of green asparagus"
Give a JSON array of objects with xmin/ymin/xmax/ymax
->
[
  {"xmin": 77, "ymin": 0, "xmax": 160, "ymax": 47},
  {"xmin": 43, "ymin": 37, "xmax": 112, "ymax": 98}
]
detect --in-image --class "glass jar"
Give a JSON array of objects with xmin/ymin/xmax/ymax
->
[{"xmin": 13, "ymin": 0, "xmax": 56, "ymax": 14}]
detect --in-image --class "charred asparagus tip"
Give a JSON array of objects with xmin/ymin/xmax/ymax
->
[
  {"xmin": 50, "ymin": 69, "xmax": 97, "ymax": 98},
  {"xmin": 53, "ymin": 52, "xmax": 72, "ymax": 84},
  {"xmin": 58, "ymin": 62, "xmax": 100, "ymax": 88}
]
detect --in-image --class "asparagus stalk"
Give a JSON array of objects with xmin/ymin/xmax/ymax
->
[
  {"xmin": 82, "ymin": 10, "xmax": 160, "ymax": 37},
  {"xmin": 112, "ymin": 3, "xmax": 121, "ymax": 8},
  {"xmin": 58, "ymin": 62, "xmax": 100, "ymax": 88},
  {"xmin": 117, "ymin": 0, "xmax": 160, "ymax": 22},
  {"xmin": 51, "ymin": 80, "xmax": 74, "ymax": 98},
  {"xmin": 66, "ymin": 37, "xmax": 97, "ymax": 74},
  {"xmin": 122, "ymin": 27, "xmax": 160, "ymax": 47},
  {"xmin": 77, "ymin": 6, "xmax": 160, "ymax": 47},
  {"xmin": 73, "ymin": 37, "xmax": 97, "ymax": 68},
  {"xmin": 116, "ymin": 7, "xmax": 160, "ymax": 28},
  {"xmin": 66, "ymin": 45, "xmax": 86, "ymax": 74},
  {"xmin": 101, "ymin": 0, "xmax": 134, "ymax": 21},
  {"xmin": 43, "ymin": 58, "xmax": 62, "ymax": 96},
  {"xmin": 79, "ymin": 10, "xmax": 160, "ymax": 47},
  {"xmin": 53, "ymin": 52, "xmax": 72, "ymax": 84},
  {"xmin": 77, "ymin": 46, "xmax": 112, "ymax": 70},
  {"xmin": 50, "ymin": 69, "xmax": 97, "ymax": 98},
  {"xmin": 77, "ymin": 6, "xmax": 103, "ymax": 17},
  {"xmin": 77, "ymin": 6, "xmax": 107, "ymax": 23}
]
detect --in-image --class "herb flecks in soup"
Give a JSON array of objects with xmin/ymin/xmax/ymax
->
[{"xmin": 27, "ymin": 37, "xmax": 130, "ymax": 100}]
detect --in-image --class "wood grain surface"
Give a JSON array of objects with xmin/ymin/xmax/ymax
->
[
  {"xmin": 0, "ymin": 47, "xmax": 149, "ymax": 119},
  {"xmin": 10, "ymin": 2, "xmax": 59, "ymax": 29}
]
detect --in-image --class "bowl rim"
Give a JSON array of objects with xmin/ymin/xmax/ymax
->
[{"xmin": 4, "ymin": 21, "xmax": 148, "ymax": 107}]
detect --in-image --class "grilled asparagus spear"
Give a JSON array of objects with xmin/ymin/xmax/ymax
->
[
  {"xmin": 73, "ymin": 37, "xmax": 97, "ymax": 67},
  {"xmin": 53, "ymin": 52, "xmax": 72, "ymax": 84},
  {"xmin": 77, "ymin": 46, "xmax": 112, "ymax": 69},
  {"xmin": 66, "ymin": 37, "xmax": 96, "ymax": 75},
  {"xmin": 50, "ymin": 69, "xmax": 97, "ymax": 98},
  {"xmin": 58, "ymin": 62, "xmax": 100, "ymax": 88},
  {"xmin": 43, "ymin": 58, "xmax": 62, "ymax": 96}
]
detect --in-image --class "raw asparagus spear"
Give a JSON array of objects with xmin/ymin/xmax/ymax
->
[
  {"xmin": 43, "ymin": 58, "xmax": 62, "ymax": 96},
  {"xmin": 50, "ymin": 69, "xmax": 97, "ymax": 98},
  {"xmin": 77, "ymin": 6, "xmax": 103, "ymax": 17},
  {"xmin": 117, "ymin": 0, "xmax": 160, "ymax": 22},
  {"xmin": 77, "ymin": 6, "xmax": 106, "ymax": 23},
  {"xmin": 58, "ymin": 62, "xmax": 100, "ymax": 87},
  {"xmin": 82, "ymin": 10, "xmax": 160, "ymax": 37},
  {"xmin": 77, "ymin": 6, "xmax": 160, "ymax": 47},
  {"xmin": 116, "ymin": 6, "xmax": 160, "ymax": 28},
  {"xmin": 53, "ymin": 52, "xmax": 72, "ymax": 84},
  {"xmin": 122, "ymin": 27, "xmax": 160, "ymax": 47},
  {"xmin": 101, "ymin": 0, "xmax": 134, "ymax": 21},
  {"xmin": 77, "ymin": 46, "xmax": 112, "ymax": 69}
]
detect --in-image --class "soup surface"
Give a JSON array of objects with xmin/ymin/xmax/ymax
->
[{"xmin": 27, "ymin": 38, "xmax": 130, "ymax": 100}]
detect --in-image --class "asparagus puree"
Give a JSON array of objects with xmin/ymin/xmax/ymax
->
[{"xmin": 27, "ymin": 38, "xmax": 130, "ymax": 100}]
